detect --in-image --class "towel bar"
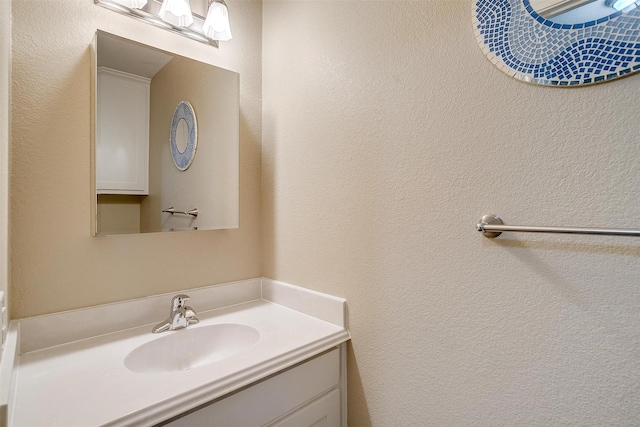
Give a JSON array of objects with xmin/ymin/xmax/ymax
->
[{"xmin": 477, "ymin": 214, "xmax": 640, "ymax": 238}]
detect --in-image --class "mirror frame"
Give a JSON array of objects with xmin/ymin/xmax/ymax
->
[{"xmin": 473, "ymin": 0, "xmax": 640, "ymax": 86}]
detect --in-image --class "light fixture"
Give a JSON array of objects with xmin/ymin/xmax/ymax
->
[
  {"xmin": 111, "ymin": 0, "xmax": 147, "ymax": 8},
  {"xmin": 606, "ymin": 0, "xmax": 637, "ymax": 10},
  {"xmin": 159, "ymin": 0, "xmax": 194, "ymax": 28},
  {"xmin": 95, "ymin": 0, "xmax": 229, "ymax": 46},
  {"xmin": 203, "ymin": 0, "xmax": 232, "ymax": 41}
]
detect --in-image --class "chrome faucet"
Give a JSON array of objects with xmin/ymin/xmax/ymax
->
[{"xmin": 152, "ymin": 294, "xmax": 199, "ymax": 333}]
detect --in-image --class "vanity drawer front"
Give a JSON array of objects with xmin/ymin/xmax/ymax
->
[
  {"xmin": 162, "ymin": 348, "xmax": 340, "ymax": 427},
  {"xmin": 267, "ymin": 388, "xmax": 340, "ymax": 427}
]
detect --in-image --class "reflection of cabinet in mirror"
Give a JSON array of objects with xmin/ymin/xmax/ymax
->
[{"xmin": 96, "ymin": 68, "xmax": 150, "ymax": 195}]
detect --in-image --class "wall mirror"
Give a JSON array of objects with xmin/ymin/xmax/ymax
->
[
  {"xmin": 473, "ymin": 0, "xmax": 640, "ymax": 86},
  {"xmin": 92, "ymin": 31, "xmax": 239, "ymax": 236}
]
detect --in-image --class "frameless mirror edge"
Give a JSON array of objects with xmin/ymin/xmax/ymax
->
[{"xmin": 91, "ymin": 33, "xmax": 98, "ymax": 237}]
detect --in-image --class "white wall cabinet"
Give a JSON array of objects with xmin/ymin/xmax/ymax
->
[
  {"xmin": 160, "ymin": 346, "xmax": 345, "ymax": 427},
  {"xmin": 96, "ymin": 67, "xmax": 150, "ymax": 195}
]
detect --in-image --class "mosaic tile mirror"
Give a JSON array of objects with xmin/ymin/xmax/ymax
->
[{"xmin": 473, "ymin": 0, "xmax": 640, "ymax": 86}]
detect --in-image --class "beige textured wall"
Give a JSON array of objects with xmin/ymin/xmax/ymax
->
[
  {"xmin": 144, "ymin": 56, "xmax": 239, "ymax": 232},
  {"xmin": 11, "ymin": 0, "xmax": 262, "ymax": 318},
  {"xmin": 262, "ymin": 1, "xmax": 640, "ymax": 425},
  {"xmin": 97, "ymin": 195, "xmax": 141, "ymax": 235},
  {"xmin": 97, "ymin": 196, "xmax": 142, "ymax": 235}
]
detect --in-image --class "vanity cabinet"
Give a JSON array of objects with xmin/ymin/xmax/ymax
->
[
  {"xmin": 160, "ymin": 347, "xmax": 345, "ymax": 427},
  {"xmin": 96, "ymin": 67, "xmax": 150, "ymax": 195}
]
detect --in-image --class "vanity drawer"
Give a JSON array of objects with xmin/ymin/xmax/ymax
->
[
  {"xmin": 268, "ymin": 389, "xmax": 341, "ymax": 427},
  {"xmin": 161, "ymin": 348, "xmax": 341, "ymax": 427}
]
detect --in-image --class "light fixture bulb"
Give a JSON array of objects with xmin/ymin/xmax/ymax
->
[
  {"xmin": 159, "ymin": 0, "xmax": 194, "ymax": 27},
  {"xmin": 203, "ymin": 1, "xmax": 232, "ymax": 41},
  {"xmin": 111, "ymin": 0, "xmax": 148, "ymax": 8}
]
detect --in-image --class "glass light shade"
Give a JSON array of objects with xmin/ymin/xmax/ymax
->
[
  {"xmin": 202, "ymin": 1, "xmax": 232, "ymax": 41},
  {"xmin": 159, "ymin": 0, "xmax": 194, "ymax": 27},
  {"xmin": 608, "ymin": 0, "xmax": 636, "ymax": 10},
  {"xmin": 111, "ymin": 0, "xmax": 148, "ymax": 8}
]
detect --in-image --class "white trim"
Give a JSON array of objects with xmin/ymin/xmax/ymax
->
[
  {"xmin": 16, "ymin": 278, "xmax": 350, "ymax": 353},
  {"xmin": 17, "ymin": 278, "xmax": 262, "ymax": 353},
  {"xmin": 0, "ymin": 0, "xmax": 11, "ymax": 356},
  {"xmin": 340, "ymin": 342, "xmax": 348, "ymax": 427},
  {"xmin": 262, "ymin": 278, "xmax": 347, "ymax": 328},
  {"xmin": 0, "ymin": 323, "xmax": 18, "ymax": 427},
  {"xmin": 98, "ymin": 66, "xmax": 152, "ymax": 84}
]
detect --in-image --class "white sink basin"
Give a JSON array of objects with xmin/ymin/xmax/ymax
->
[{"xmin": 124, "ymin": 323, "xmax": 260, "ymax": 374}]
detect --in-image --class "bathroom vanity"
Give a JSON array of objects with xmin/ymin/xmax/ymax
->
[
  {"xmin": 2, "ymin": 279, "xmax": 350, "ymax": 426},
  {"xmin": 162, "ymin": 348, "xmax": 342, "ymax": 426}
]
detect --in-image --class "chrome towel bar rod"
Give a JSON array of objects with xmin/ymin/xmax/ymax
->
[
  {"xmin": 477, "ymin": 214, "xmax": 640, "ymax": 238},
  {"xmin": 162, "ymin": 207, "xmax": 199, "ymax": 218}
]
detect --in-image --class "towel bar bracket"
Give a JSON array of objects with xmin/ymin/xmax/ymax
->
[{"xmin": 477, "ymin": 214, "xmax": 504, "ymax": 238}]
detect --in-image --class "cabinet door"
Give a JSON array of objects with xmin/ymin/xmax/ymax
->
[
  {"xmin": 268, "ymin": 389, "xmax": 341, "ymax": 427},
  {"xmin": 161, "ymin": 349, "xmax": 341, "ymax": 427},
  {"xmin": 97, "ymin": 68, "xmax": 150, "ymax": 195}
]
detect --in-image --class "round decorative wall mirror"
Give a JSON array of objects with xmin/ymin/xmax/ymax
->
[
  {"xmin": 170, "ymin": 101, "xmax": 198, "ymax": 170},
  {"xmin": 473, "ymin": 0, "xmax": 640, "ymax": 86}
]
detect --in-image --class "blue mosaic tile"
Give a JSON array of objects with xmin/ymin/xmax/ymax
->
[{"xmin": 473, "ymin": 0, "xmax": 640, "ymax": 85}]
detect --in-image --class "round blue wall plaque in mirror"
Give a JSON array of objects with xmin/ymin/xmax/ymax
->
[
  {"xmin": 473, "ymin": 0, "xmax": 640, "ymax": 86},
  {"xmin": 170, "ymin": 101, "xmax": 198, "ymax": 171}
]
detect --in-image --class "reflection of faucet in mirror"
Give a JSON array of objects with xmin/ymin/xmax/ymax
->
[{"xmin": 152, "ymin": 294, "xmax": 199, "ymax": 333}]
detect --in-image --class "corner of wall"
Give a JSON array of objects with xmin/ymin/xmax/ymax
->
[{"xmin": 0, "ymin": 0, "xmax": 12, "ymax": 347}]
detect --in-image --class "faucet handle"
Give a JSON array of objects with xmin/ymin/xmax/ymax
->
[
  {"xmin": 171, "ymin": 294, "xmax": 190, "ymax": 310},
  {"xmin": 185, "ymin": 306, "xmax": 199, "ymax": 325}
]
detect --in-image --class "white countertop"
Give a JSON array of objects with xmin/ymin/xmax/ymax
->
[{"xmin": 12, "ymin": 297, "xmax": 349, "ymax": 426}]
